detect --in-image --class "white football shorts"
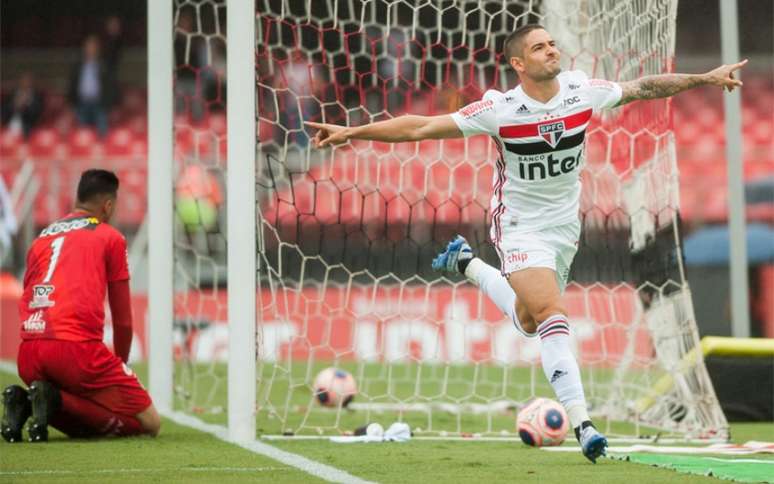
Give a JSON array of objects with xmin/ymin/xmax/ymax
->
[{"xmin": 490, "ymin": 219, "xmax": 581, "ymax": 292}]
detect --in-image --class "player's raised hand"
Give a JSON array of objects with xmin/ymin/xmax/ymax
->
[
  {"xmin": 305, "ymin": 121, "xmax": 350, "ymax": 148},
  {"xmin": 706, "ymin": 59, "xmax": 748, "ymax": 92}
]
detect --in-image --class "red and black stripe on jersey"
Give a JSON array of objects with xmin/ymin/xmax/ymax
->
[{"xmin": 498, "ymin": 109, "xmax": 592, "ymax": 156}]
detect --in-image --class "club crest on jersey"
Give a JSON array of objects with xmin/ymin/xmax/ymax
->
[{"xmin": 538, "ymin": 120, "xmax": 565, "ymax": 147}]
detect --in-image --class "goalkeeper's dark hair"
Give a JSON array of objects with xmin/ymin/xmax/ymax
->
[
  {"xmin": 503, "ymin": 23, "xmax": 546, "ymax": 59},
  {"xmin": 77, "ymin": 169, "xmax": 120, "ymax": 203}
]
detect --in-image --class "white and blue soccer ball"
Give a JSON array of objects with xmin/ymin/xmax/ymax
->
[
  {"xmin": 313, "ymin": 367, "xmax": 357, "ymax": 408},
  {"xmin": 517, "ymin": 397, "xmax": 569, "ymax": 447}
]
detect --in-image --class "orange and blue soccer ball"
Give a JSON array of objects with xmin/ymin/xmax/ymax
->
[
  {"xmin": 517, "ymin": 397, "xmax": 569, "ymax": 447},
  {"xmin": 313, "ymin": 367, "xmax": 357, "ymax": 408}
]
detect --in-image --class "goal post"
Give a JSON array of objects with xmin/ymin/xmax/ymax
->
[
  {"xmin": 147, "ymin": 0, "xmax": 174, "ymax": 415},
  {"xmin": 155, "ymin": 0, "xmax": 729, "ymax": 442},
  {"xmin": 226, "ymin": 0, "xmax": 257, "ymax": 443}
]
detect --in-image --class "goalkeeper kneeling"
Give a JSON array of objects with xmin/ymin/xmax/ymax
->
[{"xmin": 2, "ymin": 169, "xmax": 161, "ymax": 442}]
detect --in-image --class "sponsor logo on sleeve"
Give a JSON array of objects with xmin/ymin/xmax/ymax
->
[
  {"xmin": 459, "ymin": 99, "xmax": 494, "ymax": 118},
  {"xmin": 30, "ymin": 284, "xmax": 55, "ymax": 309},
  {"xmin": 22, "ymin": 311, "xmax": 46, "ymax": 332}
]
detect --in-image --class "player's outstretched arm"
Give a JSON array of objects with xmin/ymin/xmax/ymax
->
[
  {"xmin": 305, "ymin": 114, "xmax": 462, "ymax": 148},
  {"xmin": 616, "ymin": 59, "xmax": 748, "ymax": 106}
]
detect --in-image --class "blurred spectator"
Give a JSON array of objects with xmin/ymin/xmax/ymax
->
[
  {"xmin": 1, "ymin": 72, "xmax": 43, "ymax": 138},
  {"xmin": 68, "ymin": 35, "xmax": 118, "ymax": 137},
  {"xmin": 102, "ymin": 16, "xmax": 124, "ymax": 70}
]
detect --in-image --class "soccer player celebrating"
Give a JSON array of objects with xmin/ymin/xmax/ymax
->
[
  {"xmin": 306, "ymin": 24, "xmax": 745, "ymax": 462},
  {"xmin": 2, "ymin": 169, "xmax": 160, "ymax": 442}
]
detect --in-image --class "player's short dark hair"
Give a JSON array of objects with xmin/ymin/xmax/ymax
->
[
  {"xmin": 77, "ymin": 169, "xmax": 119, "ymax": 203},
  {"xmin": 503, "ymin": 23, "xmax": 546, "ymax": 59}
]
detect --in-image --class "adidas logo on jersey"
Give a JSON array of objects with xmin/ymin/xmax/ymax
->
[{"xmin": 516, "ymin": 104, "xmax": 529, "ymax": 113}]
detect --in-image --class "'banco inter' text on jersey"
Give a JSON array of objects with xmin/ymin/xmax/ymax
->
[{"xmin": 450, "ymin": 70, "xmax": 622, "ymax": 236}]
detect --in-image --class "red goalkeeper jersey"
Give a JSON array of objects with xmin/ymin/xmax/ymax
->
[{"xmin": 19, "ymin": 212, "xmax": 130, "ymax": 342}]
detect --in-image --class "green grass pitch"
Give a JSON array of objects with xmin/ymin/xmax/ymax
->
[{"xmin": 1, "ymin": 366, "xmax": 771, "ymax": 483}]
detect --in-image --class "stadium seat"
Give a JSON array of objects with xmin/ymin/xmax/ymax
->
[
  {"xmin": 105, "ymin": 128, "xmax": 135, "ymax": 157},
  {"xmin": 116, "ymin": 165, "xmax": 148, "ymax": 225},
  {"xmin": 174, "ymin": 125, "xmax": 194, "ymax": 157},
  {"xmin": 0, "ymin": 130, "xmax": 24, "ymax": 160},
  {"xmin": 126, "ymin": 114, "xmax": 148, "ymax": 135},
  {"xmin": 68, "ymin": 127, "xmax": 101, "ymax": 159},
  {"xmin": 206, "ymin": 113, "xmax": 227, "ymax": 136},
  {"xmin": 27, "ymin": 128, "xmax": 63, "ymax": 159},
  {"xmin": 122, "ymin": 88, "xmax": 146, "ymax": 116}
]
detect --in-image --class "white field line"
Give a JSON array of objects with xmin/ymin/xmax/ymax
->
[
  {"xmin": 704, "ymin": 457, "xmax": 774, "ymax": 464},
  {"xmin": 0, "ymin": 467, "xmax": 288, "ymax": 476},
  {"xmin": 262, "ymin": 434, "xmax": 726, "ymax": 445},
  {"xmin": 547, "ymin": 445, "xmax": 774, "ymax": 455},
  {"xmin": 0, "ymin": 359, "xmax": 16, "ymax": 374},
  {"xmin": 0, "ymin": 362, "xmax": 374, "ymax": 484},
  {"xmin": 165, "ymin": 411, "xmax": 376, "ymax": 484}
]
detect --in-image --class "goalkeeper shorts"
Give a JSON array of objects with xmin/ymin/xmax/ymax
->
[
  {"xmin": 17, "ymin": 339, "xmax": 152, "ymax": 417},
  {"xmin": 491, "ymin": 220, "xmax": 581, "ymax": 292}
]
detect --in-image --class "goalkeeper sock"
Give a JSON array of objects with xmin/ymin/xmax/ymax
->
[
  {"xmin": 52, "ymin": 391, "xmax": 144, "ymax": 438},
  {"xmin": 464, "ymin": 258, "xmax": 524, "ymax": 333},
  {"xmin": 537, "ymin": 314, "xmax": 590, "ymax": 429}
]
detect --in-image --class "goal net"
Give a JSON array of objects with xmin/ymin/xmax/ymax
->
[{"xmin": 171, "ymin": 0, "xmax": 729, "ymax": 440}]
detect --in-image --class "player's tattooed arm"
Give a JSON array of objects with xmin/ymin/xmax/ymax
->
[
  {"xmin": 306, "ymin": 115, "xmax": 462, "ymax": 147},
  {"xmin": 616, "ymin": 59, "xmax": 748, "ymax": 106}
]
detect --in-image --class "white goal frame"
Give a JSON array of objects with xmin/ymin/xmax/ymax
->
[
  {"xmin": 147, "ymin": 0, "xmax": 257, "ymax": 442},
  {"xmin": 146, "ymin": 0, "xmax": 730, "ymax": 443}
]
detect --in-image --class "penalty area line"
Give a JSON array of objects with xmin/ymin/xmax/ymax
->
[{"xmin": 164, "ymin": 411, "xmax": 375, "ymax": 484}]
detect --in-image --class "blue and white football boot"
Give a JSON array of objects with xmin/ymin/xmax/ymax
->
[
  {"xmin": 578, "ymin": 425, "xmax": 608, "ymax": 463},
  {"xmin": 432, "ymin": 235, "xmax": 473, "ymax": 274}
]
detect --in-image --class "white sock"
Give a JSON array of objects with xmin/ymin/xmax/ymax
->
[
  {"xmin": 464, "ymin": 258, "xmax": 524, "ymax": 333},
  {"xmin": 537, "ymin": 314, "xmax": 590, "ymax": 429}
]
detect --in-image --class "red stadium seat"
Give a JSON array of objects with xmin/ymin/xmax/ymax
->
[
  {"xmin": 126, "ymin": 114, "xmax": 148, "ymax": 136},
  {"xmin": 174, "ymin": 125, "xmax": 195, "ymax": 157},
  {"xmin": 105, "ymin": 128, "xmax": 134, "ymax": 157},
  {"xmin": 206, "ymin": 113, "xmax": 227, "ymax": 136},
  {"xmin": 130, "ymin": 135, "xmax": 148, "ymax": 157},
  {"xmin": 0, "ymin": 130, "xmax": 24, "ymax": 160},
  {"xmin": 68, "ymin": 128, "xmax": 101, "ymax": 159},
  {"xmin": 40, "ymin": 93, "xmax": 67, "ymax": 124},
  {"xmin": 27, "ymin": 128, "xmax": 63, "ymax": 159},
  {"xmin": 115, "ymin": 165, "xmax": 148, "ymax": 225},
  {"xmin": 122, "ymin": 88, "xmax": 146, "ymax": 116}
]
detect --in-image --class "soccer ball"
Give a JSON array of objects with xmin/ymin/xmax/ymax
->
[
  {"xmin": 313, "ymin": 367, "xmax": 357, "ymax": 408},
  {"xmin": 517, "ymin": 397, "xmax": 569, "ymax": 447}
]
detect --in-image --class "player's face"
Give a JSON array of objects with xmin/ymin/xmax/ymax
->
[{"xmin": 513, "ymin": 29, "xmax": 561, "ymax": 81}]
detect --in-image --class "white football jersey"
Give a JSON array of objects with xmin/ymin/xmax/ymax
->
[{"xmin": 450, "ymin": 70, "xmax": 622, "ymax": 237}]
